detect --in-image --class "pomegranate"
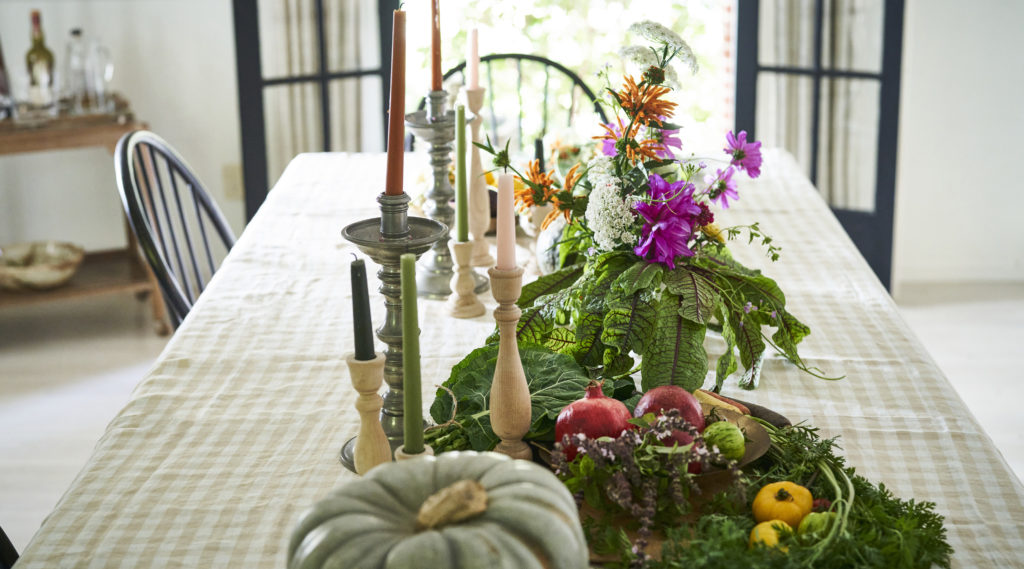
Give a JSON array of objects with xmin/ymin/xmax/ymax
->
[
  {"xmin": 633, "ymin": 385, "xmax": 706, "ymax": 433},
  {"xmin": 634, "ymin": 385, "xmax": 706, "ymax": 473},
  {"xmin": 555, "ymin": 380, "xmax": 633, "ymax": 461}
]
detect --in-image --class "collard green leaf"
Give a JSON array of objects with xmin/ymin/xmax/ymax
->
[
  {"xmin": 518, "ymin": 263, "xmax": 584, "ymax": 308},
  {"xmin": 664, "ymin": 266, "xmax": 720, "ymax": 325},
  {"xmin": 428, "ymin": 344, "xmax": 591, "ymax": 450},
  {"xmin": 640, "ymin": 294, "xmax": 708, "ymax": 392}
]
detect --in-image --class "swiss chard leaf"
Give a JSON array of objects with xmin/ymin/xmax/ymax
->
[
  {"xmin": 715, "ymin": 305, "xmax": 739, "ymax": 391},
  {"xmin": 518, "ymin": 263, "xmax": 584, "ymax": 308},
  {"xmin": 640, "ymin": 294, "xmax": 708, "ymax": 392},
  {"xmin": 428, "ymin": 344, "xmax": 592, "ymax": 450},
  {"xmin": 728, "ymin": 310, "xmax": 767, "ymax": 390},
  {"xmin": 664, "ymin": 265, "xmax": 720, "ymax": 325},
  {"xmin": 601, "ymin": 288, "xmax": 658, "ymax": 357},
  {"xmin": 611, "ymin": 261, "xmax": 664, "ymax": 296}
]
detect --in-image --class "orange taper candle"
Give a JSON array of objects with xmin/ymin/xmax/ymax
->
[
  {"xmin": 385, "ymin": 9, "xmax": 406, "ymax": 196},
  {"xmin": 430, "ymin": 0, "xmax": 442, "ymax": 91}
]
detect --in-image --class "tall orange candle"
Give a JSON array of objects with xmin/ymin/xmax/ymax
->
[
  {"xmin": 430, "ymin": 0, "xmax": 442, "ymax": 91},
  {"xmin": 385, "ymin": 10, "xmax": 406, "ymax": 196}
]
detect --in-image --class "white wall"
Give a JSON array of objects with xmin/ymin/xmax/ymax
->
[
  {"xmin": 0, "ymin": 0, "xmax": 244, "ymax": 251},
  {"xmin": 893, "ymin": 0, "xmax": 1024, "ymax": 286}
]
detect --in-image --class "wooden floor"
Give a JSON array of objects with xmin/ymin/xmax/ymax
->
[{"xmin": 0, "ymin": 283, "xmax": 1022, "ymax": 553}]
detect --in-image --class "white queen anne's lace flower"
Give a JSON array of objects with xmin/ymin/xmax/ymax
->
[
  {"xmin": 618, "ymin": 45, "xmax": 681, "ymax": 87},
  {"xmin": 628, "ymin": 20, "xmax": 699, "ymax": 74},
  {"xmin": 585, "ymin": 156, "xmax": 637, "ymax": 251}
]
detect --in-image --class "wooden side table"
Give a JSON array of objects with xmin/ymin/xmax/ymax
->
[{"xmin": 0, "ymin": 114, "xmax": 170, "ymax": 335}]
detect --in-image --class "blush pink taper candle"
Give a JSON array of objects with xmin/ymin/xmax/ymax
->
[
  {"xmin": 467, "ymin": 28, "xmax": 480, "ymax": 90},
  {"xmin": 496, "ymin": 173, "xmax": 516, "ymax": 270}
]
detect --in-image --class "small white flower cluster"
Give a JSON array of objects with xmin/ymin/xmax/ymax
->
[
  {"xmin": 627, "ymin": 20, "xmax": 699, "ymax": 75},
  {"xmin": 618, "ymin": 45, "xmax": 681, "ymax": 87},
  {"xmin": 585, "ymin": 156, "xmax": 637, "ymax": 251}
]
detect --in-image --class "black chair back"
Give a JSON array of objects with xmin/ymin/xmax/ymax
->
[
  {"xmin": 412, "ymin": 54, "xmax": 608, "ymax": 163},
  {"xmin": 115, "ymin": 130, "xmax": 237, "ymax": 329},
  {"xmin": 1, "ymin": 524, "xmax": 18, "ymax": 569}
]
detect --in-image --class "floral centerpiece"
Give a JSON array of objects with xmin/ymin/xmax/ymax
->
[{"xmin": 475, "ymin": 21, "xmax": 828, "ymax": 394}]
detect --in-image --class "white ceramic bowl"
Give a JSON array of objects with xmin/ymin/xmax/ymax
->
[{"xmin": 0, "ymin": 241, "xmax": 86, "ymax": 291}]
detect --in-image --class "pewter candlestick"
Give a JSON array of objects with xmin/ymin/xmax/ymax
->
[
  {"xmin": 340, "ymin": 192, "xmax": 446, "ymax": 472},
  {"xmin": 465, "ymin": 87, "xmax": 495, "ymax": 269},
  {"xmin": 405, "ymin": 91, "xmax": 457, "ymax": 299}
]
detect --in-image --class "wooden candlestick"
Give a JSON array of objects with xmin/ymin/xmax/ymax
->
[
  {"xmin": 394, "ymin": 444, "xmax": 434, "ymax": 461},
  {"xmin": 488, "ymin": 266, "xmax": 532, "ymax": 459},
  {"xmin": 448, "ymin": 241, "xmax": 485, "ymax": 318},
  {"xmin": 346, "ymin": 352, "xmax": 392, "ymax": 474},
  {"xmin": 464, "ymin": 87, "xmax": 494, "ymax": 267}
]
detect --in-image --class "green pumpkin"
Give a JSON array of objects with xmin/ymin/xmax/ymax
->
[{"xmin": 288, "ymin": 451, "xmax": 588, "ymax": 569}]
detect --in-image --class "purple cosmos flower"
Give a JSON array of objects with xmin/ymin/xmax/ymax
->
[
  {"xmin": 705, "ymin": 166, "xmax": 739, "ymax": 209},
  {"xmin": 633, "ymin": 173, "xmax": 701, "ymax": 268},
  {"xmin": 725, "ymin": 130, "xmax": 763, "ymax": 178},
  {"xmin": 655, "ymin": 127, "xmax": 682, "ymax": 159},
  {"xmin": 600, "ymin": 121, "xmax": 624, "ymax": 157}
]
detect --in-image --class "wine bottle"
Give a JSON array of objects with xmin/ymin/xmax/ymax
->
[{"xmin": 25, "ymin": 10, "xmax": 56, "ymax": 111}]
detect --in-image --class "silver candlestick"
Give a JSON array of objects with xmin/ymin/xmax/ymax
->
[
  {"xmin": 339, "ymin": 192, "xmax": 446, "ymax": 472},
  {"xmin": 406, "ymin": 91, "xmax": 456, "ymax": 299}
]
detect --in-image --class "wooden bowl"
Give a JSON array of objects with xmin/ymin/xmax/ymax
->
[{"xmin": 0, "ymin": 241, "xmax": 85, "ymax": 291}]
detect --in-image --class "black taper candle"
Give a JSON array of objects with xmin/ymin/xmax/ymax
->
[{"xmin": 351, "ymin": 258, "xmax": 375, "ymax": 360}]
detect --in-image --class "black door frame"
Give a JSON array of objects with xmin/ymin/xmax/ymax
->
[
  {"xmin": 232, "ymin": 0, "xmax": 400, "ymax": 221},
  {"xmin": 735, "ymin": 0, "xmax": 904, "ymax": 289}
]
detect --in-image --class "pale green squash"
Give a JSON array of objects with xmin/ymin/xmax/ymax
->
[{"xmin": 288, "ymin": 451, "xmax": 588, "ymax": 569}]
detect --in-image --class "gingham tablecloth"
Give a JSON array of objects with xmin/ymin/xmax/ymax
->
[{"xmin": 17, "ymin": 151, "xmax": 1024, "ymax": 568}]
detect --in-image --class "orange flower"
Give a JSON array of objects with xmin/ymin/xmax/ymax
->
[
  {"xmin": 623, "ymin": 137, "xmax": 665, "ymax": 165},
  {"xmin": 514, "ymin": 159, "xmax": 556, "ymax": 212},
  {"xmin": 618, "ymin": 75, "xmax": 677, "ymax": 126},
  {"xmin": 540, "ymin": 163, "xmax": 582, "ymax": 230}
]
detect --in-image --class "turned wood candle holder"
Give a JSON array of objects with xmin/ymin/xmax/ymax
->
[
  {"xmin": 464, "ymin": 87, "xmax": 495, "ymax": 269},
  {"xmin": 448, "ymin": 241, "xmax": 485, "ymax": 318},
  {"xmin": 488, "ymin": 266, "xmax": 532, "ymax": 460},
  {"xmin": 345, "ymin": 352, "xmax": 392, "ymax": 474},
  {"xmin": 394, "ymin": 444, "xmax": 434, "ymax": 461}
]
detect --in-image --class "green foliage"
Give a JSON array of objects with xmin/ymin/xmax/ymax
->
[
  {"xmin": 425, "ymin": 344, "xmax": 591, "ymax": 452},
  {"xmin": 592, "ymin": 423, "xmax": 953, "ymax": 569},
  {"xmin": 640, "ymin": 294, "xmax": 707, "ymax": 392}
]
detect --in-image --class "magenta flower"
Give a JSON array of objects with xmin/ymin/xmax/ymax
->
[
  {"xmin": 633, "ymin": 173, "xmax": 701, "ymax": 268},
  {"xmin": 725, "ymin": 130, "xmax": 763, "ymax": 178},
  {"xmin": 655, "ymin": 127, "xmax": 682, "ymax": 159},
  {"xmin": 705, "ymin": 167, "xmax": 739, "ymax": 208},
  {"xmin": 600, "ymin": 120, "xmax": 625, "ymax": 157}
]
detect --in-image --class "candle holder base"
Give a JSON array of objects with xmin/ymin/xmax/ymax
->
[
  {"xmin": 394, "ymin": 444, "xmax": 435, "ymax": 461},
  {"xmin": 472, "ymin": 270, "xmax": 490, "ymax": 293}
]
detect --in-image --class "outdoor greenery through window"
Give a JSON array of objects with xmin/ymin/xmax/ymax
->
[{"xmin": 402, "ymin": 0, "xmax": 734, "ymax": 161}]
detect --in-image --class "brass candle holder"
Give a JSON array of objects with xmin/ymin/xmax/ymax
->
[
  {"xmin": 488, "ymin": 266, "xmax": 532, "ymax": 459},
  {"xmin": 448, "ymin": 241, "xmax": 485, "ymax": 318},
  {"xmin": 339, "ymin": 192, "xmax": 446, "ymax": 473}
]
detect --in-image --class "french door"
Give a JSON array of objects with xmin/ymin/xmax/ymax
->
[
  {"xmin": 735, "ymin": 0, "xmax": 904, "ymax": 289},
  {"xmin": 233, "ymin": 0, "xmax": 399, "ymax": 220}
]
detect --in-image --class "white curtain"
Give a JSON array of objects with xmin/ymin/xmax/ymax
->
[
  {"xmin": 756, "ymin": 0, "xmax": 882, "ymax": 213},
  {"xmin": 257, "ymin": 0, "xmax": 384, "ymax": 186}
]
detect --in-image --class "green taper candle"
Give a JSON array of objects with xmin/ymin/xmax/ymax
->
[
  {"xmin": 454, "ymin": 104, "xmax": 469, "ymax": 242},
  {"xmin": 400, "ymin": 253, "xmax": 424, "ymax": 454}
]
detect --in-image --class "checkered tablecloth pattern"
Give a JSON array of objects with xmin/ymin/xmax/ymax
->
[{"xmin": 17, "ymin": 151, "xmax": 1024, "ymax": 567}]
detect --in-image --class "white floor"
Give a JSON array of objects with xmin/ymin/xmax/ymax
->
[{"xmin": 0, "ymin": 283, "xmax": 1022, "ymax": 554}]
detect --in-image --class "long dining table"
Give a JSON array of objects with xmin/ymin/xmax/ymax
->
[{"xmin": 15, "ymin": 150, "xmax": 1024, "ymax": 567}]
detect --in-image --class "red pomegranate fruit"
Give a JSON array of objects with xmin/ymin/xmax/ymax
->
[
  {"xmin": 555, "ymin": 380, "xmax": 633, "ymax": 461},
  {"xmin": 634, "ymin": 385, "xmax": 706, "ymax": 473}
]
